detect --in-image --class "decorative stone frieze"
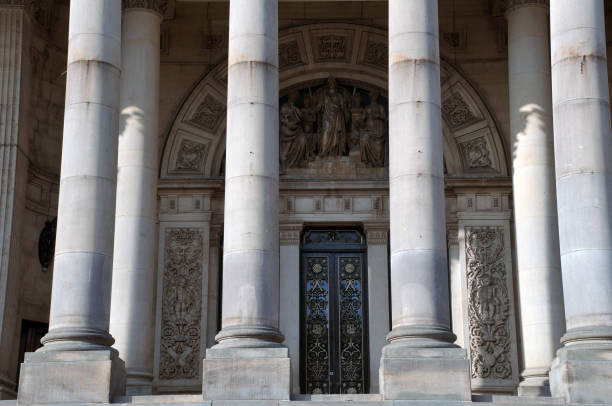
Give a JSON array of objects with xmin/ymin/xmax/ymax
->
[
  {"xmin": 159, "ymin": 228, "xmax": 204, "ymax": 380},
  {"xmin": 364, "ymin": 227, "xmax": 388, "ymax": 245},
  {"xmin": 464, "ymin": 227, "xmax": 513, "ymax": 382},
  {"xmin": 122, "ymin": 0, "xmax": 168, "ymax": 14}
]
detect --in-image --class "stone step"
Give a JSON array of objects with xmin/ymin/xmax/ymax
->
[{"xmin": 472, "ymin": 394, "xmax": 565, "ymax": 404}]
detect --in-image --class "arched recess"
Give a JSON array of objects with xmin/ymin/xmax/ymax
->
[{"xmin": 160, "ymin": 23, "xmax": 508, "ymax": 180}]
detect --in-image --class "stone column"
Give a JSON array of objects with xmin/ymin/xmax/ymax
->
[
  {"xmin": 380, "ymin": 0, "xmax": 470, "ymax": 401},
  {"xmin": 0, "ymin": 4, "xmax": 29, "ymax": 398},
  {"xmin": 506, "ymin": 0, "xmax": 565, "ymax": 396},
  {"xmin": 206, "ymin": 225, "xmax": 222, "ymax": 348},
  {"xmin": 202, "ymin": 0, "xmax": 290, "ymax": 400},
  {"xmin": 363, "ymin": 223, "xmax": 390, "ymax": 394},
  {"xmin": 18, "ymin": 1, "xmax": 125, "ymax": 404},
  {"xmin": 549, "ymin": 0, "xmax": 612, "ymax": 403},
  {"xmin": 109, "ymin": 0, "xmax": 162, "ymax": 396}
]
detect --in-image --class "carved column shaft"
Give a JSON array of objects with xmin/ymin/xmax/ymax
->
[
  {"xmin": 387, "ymin": 0, "xmax": 452, "ymax": 346},
  {"xmin": 109, "ymin": 2, "xmax": 162, "ymax": 395},
  {"xmin": 506, "ymin": 2, "xmax": 564, "ymax": 396},
  {"xmin": 216, "ymin": 0, "xmax": 282, "ymax": 347},
  {"xmin": 549, "ymin": 1, "xmax": 612, "ymax": 403}
]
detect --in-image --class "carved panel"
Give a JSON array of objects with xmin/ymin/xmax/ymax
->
[
  {"xmin": 358, "ymin": 33, "xmax": 387, "ymax": 69},
  {"xmin": 174, "ymin": 139, "xmax": 207, "ymax": 172},
  {"xmin": 442, "ymin": 93, "xmax": 480, "ymax": 130},
  {"xmin": 311, "ymin": 30, "xmax": 353, "ymax": 63},
  {"xmin": 465, "ymin": 227, "xmax": 513, "ymax": 381},
  {"xmin": 159, "ymin": 228, "xmax": 203, "ymax": 380},
  {"xmin": 460, "ymin": 137, "xmax": 492, "ymax": 169},
  {"xmin": 187, "ymin": 95, "xmax": 225, "ymax": 132},
  {"xmin": 279, "ymin": 40, "xmax": 304, "ymax": 70}
]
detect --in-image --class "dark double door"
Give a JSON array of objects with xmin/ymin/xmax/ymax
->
[{"xmin": 300, "ymin": 230, "xmax": 369, "ymax": 394}]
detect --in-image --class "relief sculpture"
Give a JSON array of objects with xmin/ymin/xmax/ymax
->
[
  {"xmin": 465, "ymin": 227, "xmax": 513, "ymax": 381},
  {"xmin": 280, "ymin": 77, "xmax": 388, "ymax": 169},
  {"xmin": 159, "ymin": 228, "xmax": 203, "ymax": 381}
]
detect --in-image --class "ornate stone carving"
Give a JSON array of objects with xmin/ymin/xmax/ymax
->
[
  {"xmin": 461, "ymin": 137, "xmax": 492, "ymax": 169},
  {"xmin": 122, "ymin": 0, "xmax": 168, "ymax": 14},
  {"xmin": 279, "ymin": 78, "xmax": 388, "ymax": 169},
  {"xmin": 465, "ymin": 227, "xmax": 513, "ymax": 381},
  {"xmin": 187, "ymin": 95, "xmax": 225, "ymax": 132},
  {"xmin": 362, "ymin": 38, "xmax": 387, "ymax": 68},
  {"xmin": 279, "ymin": 40, "xmax": 303, "ymax": 69},
  {"xmin": 317, "ymin": 36, "xmax": 346, "ymax": 60},
  {"xmin": 442, "ymin": 93, "xmax": 479, "ymax": 129},
  {"xmin": 174, "ymin": 139, "xmax": 206, "ymax": 171},
  {"xmin": 159, "ymin": 228, "xmax": 203, "ymax": 380}
]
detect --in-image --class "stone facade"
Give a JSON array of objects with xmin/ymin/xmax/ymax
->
[{"xmin": 1, "ymin": 0, "xmax": 612, "ymax": 405}]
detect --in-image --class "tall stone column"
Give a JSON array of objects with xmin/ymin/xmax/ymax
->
[
  {"xmin": 202, "ymin": 0, "xmax": 290, "ymax": 400},
  {"xmin": 18, "ymin": 1, "xmax": 125, "ymax": 404},
  {"xmin": 506, "ymin": 0, "xmax": 565, "ymax": 396},
  {"xmin": 109, "ymin": 0, "xmax": 162, "ymax": 396},
  {"xmin": 549, "ymin": 0, "xmax": 612, "ymax": 403},
  {"xmin": 0, "ymin": 3, "xmax": 29, "ymax": 398},
  {"xmin": 380, "ymin": 0, "xmax": 470, "ymax": 401}
]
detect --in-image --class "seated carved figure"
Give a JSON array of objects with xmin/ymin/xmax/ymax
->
[
  {"xmin": 280, "ymin": 91, "xmax": 310, "ymax": 168},
  {"xmin": 360, "ymin": 91, "xmax": 386, "ymax": 167}
]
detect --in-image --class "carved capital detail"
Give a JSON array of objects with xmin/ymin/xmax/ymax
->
[
  {"xmin": 364, "ymin": 223, "xmax": 388, "ymax": 245},
  {"xmin": 122, "ymin": 0, "xmax": 168, "ymax": 14},
  {"xmin": 280, "ymin": 224, "xmax": 303, "ymax": 246}
]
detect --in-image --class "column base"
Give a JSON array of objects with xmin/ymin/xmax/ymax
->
[
  {"xmin": 202, "ymin": 347, "xmax": 290, "ymax": 400},
  {"xmin": 517, "ymin": 373, "xmax": 551, "ymax": 397},
  {"xmin": 18, "ymin": 349, "xmax": 125, "ymax": 404},
  {"xmin": 126, "ymin": 370, "xmax": 154, "ymax": 396},
  {"xmin": 379, "ymin": 344, "xmax": 471, "ymax": 401},
  {"xmin": 550, "ymin": 342, "xmax": 612, "ymax": 404}
]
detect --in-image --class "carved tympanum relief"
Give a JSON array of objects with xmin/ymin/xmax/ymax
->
[
  {"xmin": 280, "ymin": 77, "xmax": 388, "ymax": 169},
  {"xmin": 187, "ymin": 95, "xmax": 225, "ymax": 132},
  {"xmin": 159, "ymin": 228, "xmax": 203, "ymax": 380},
  {"xmin": 442, "ymin": 93, "xmax": 479, "ymax": 130},
  {"xmin": 465, "ymin": 227, "xmax": 513, "ymax": 381},
  {"xmin": 279, "ymin": 40, "xmax": 304, "ymax": 69}
]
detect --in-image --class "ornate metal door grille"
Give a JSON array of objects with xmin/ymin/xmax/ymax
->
[{"xmin": 300, "ymin": 229, "xmax": 369, "ymax": 394}]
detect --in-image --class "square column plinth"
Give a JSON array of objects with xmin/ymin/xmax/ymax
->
[
  {"xmin": 380, "ymin": 346, "xmax": 471, "ymax": 401},
  {"xmin": 550, "ymin": 343, "xmax": 612, "ymax": 404},
  {"xmin": 18, "ymin": 350, "xmax": 125, "ymax": 404},
  {"xmin": 202, "ymin": 347, "xmax": 290, "ymax": 400}
]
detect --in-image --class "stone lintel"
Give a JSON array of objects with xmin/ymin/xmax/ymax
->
[
  {"xmin": 122, "ymin": 0, "xmax": 167, "ymax": 14},
  {"xmin": 18, "ymin": 350, "xmax": 125, "ymax": 404},
  {"xmin": 380, "ymin": 346, "xmax": 471, "ymax": 401},
  {"xmin": 203, "ymin": 347, "xmax": 290, "ymax": 400}
]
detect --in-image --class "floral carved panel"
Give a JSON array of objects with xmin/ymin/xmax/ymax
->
[
  {"xmin": 465, "ymin": 227, "xmax": 513, "ymax": 382},
  {"xmin": 159, "ymin": 228, "xmax": 203, "ymax": 381}
]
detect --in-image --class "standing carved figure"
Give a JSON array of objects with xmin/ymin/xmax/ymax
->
[
  {"xmin": 315, "ymin": 77, "xmax": 349, "ymax": 156},
  {"xmin": 360, "ymin": 91, "xmax": 386, "ymax": 167},
  {"xmin": 280, "ymin": 91, "xmax": 310, "ymax": 168},
  {"xmin": 349, "ymin": 93, "xmax": 365, "ymax": 150}
]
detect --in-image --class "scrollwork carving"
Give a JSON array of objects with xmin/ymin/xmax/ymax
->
[
  {"xmin": 442, "ymin": 93, "xmax": 479, "ymax": 129},
  {"xmin": 174, "ymin": 140, "xmax": 206, "ymax": 171},
  {"xmin": 187, "ymin": 95, "xmax": 225, "ymax": 132},
  {"xmin": 159, "ymin": 228, "xmax": 203, "ymax": 381},
  {"xmin": 461, "ymin": 137, "xmax": 492, "ymax": 169},
  {"xmin": 465, "ymin": 227, "xmax": 513, "ymax": 381}
]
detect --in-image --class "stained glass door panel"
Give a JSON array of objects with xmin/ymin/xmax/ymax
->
[{"xmin": 301, "ymin": 242, "xmax": 368, "ymax": 394}]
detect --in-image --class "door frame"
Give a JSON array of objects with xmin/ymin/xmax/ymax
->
[{"xmin": 299, "ymin": 227, "xmax": 370, "ymax": 394}]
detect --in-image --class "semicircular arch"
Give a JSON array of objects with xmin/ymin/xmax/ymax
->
[{"xmin": 160, "ymin": 23, "xmax": 508, "ymax": 180}]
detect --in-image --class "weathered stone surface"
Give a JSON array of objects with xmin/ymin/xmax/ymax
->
[
  {"xmin": 17, "ymin": 350, "xmax": 125, "ymax": 404},
  {"xmin": 550, "ymin": 343, "xmax": 612, "ymax": 404},
  {"xmin": 379, "ymin": 346, "xmax": 471, "ymax": 401},
  {"xmin": 203, "ymin": 348, "xmax": 290, "ymax": 400}
]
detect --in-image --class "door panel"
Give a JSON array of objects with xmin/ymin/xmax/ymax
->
[{"xmin": 301, "ymin": 249, "xmax": 368, "ymax": 394}]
